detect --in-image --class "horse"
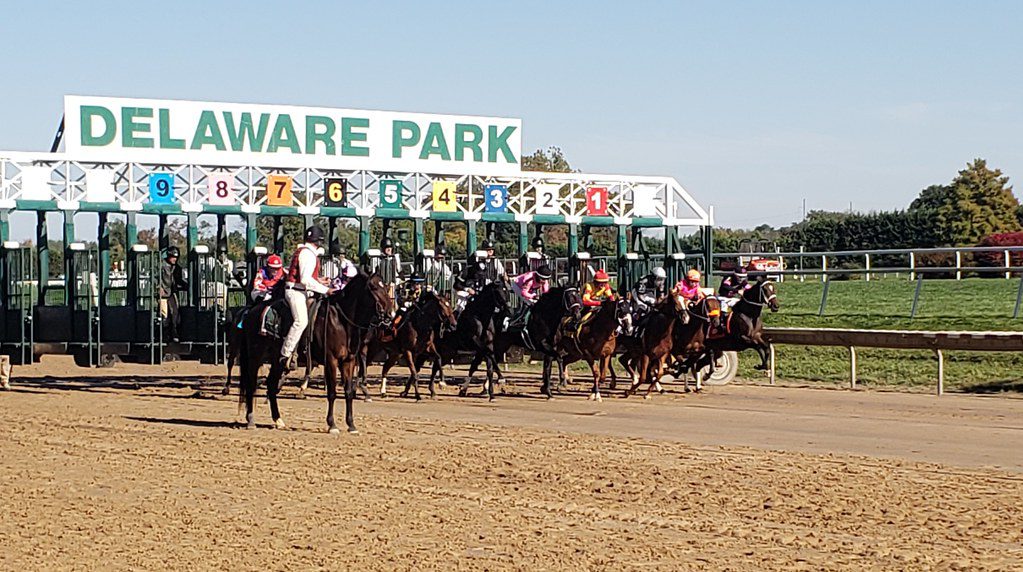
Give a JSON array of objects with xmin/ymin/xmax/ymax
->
[
  {"xmin": 624, "ymin": 295, "xmax": 719, "ymax": 398},
  {"xmin": 237, "ymin": 272, "xmax": 392, "ymax": 433},
  {"xmin": 463, "ymin": 286, "xmax": 583, "ymax": 395},
  {"xmin": 429, "ymin": 282, "xmax": 510, "ymax": 401},
  {"xmin": 704, "ymin": 279, "xmax": 779, "ymax": 369},
  {"xmin": 618, "ymin": 295, "xmax": 688, "ymax": 397},
  {"xmin": 366, "ymin": 290, "xmax": 457, "ymax": 400},
  {"xmin": 554, "ymin": 297, "xmax": 630, "ymax": 401}
]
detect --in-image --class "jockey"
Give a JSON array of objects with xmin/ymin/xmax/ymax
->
[
  {"xmin": 422, "ymin": 244, "xmax": 454, "ymax": 293},
  {"xmin": 453, "ymin": 259, "xmax": 486, "ymax": 315},
  {"xmin": 631, "ymin": 266, "xmax": 667, "ymax": 316},
  {"xmin": 512, "ymin": 264, "xmax": 552, "ymax": 306},
  {"xmin": 251, "ymin": 254, "xmax": 285, "ymax": 302},
  {"xmin": 582, "ymin": 269, "xmax": 616, "ymax": 308},
  {"xmin": 389, "ymin": 271, "xmax": 426, "ymax": 333},
  {"xmin": 673, "ymin": 268, "xmax": 706, "ymax": 307},
  {"xmin": 280, "ymin": 226, "xmax": 332, "ymax": 371},
  {"xmin": 330, "ymin": 257, "xmax": 358, "ymax": 291},
  {"xmin": 717, "ymin": 267, "xmax": 751, "ymax": 313}
]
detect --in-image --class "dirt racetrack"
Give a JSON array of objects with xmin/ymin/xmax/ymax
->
[{"xmin": 2, "ymin": 357, "xmax": 1022, "ymax": 570}]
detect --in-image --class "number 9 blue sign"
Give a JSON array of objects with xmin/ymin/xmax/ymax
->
[
  {"xmin": 484, "ymin": 184, "xmax": 507, "ymax": 213},
  {"xmin": 148, "ymin": 173, "xmax": 175, "ymax": 205}
]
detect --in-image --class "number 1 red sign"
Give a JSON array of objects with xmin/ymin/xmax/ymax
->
[{"xmin": 586, "ymin": 186, "xmax": 609, "ymax": 216}]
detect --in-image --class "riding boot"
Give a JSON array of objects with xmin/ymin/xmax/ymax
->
[{"xmin": 279, "ymin": 353, "xmax": 295, "ymax": 373}]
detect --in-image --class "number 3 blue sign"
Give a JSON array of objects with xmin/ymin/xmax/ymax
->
[
  {"xmin": 148, "ymin": 173, "xmax": 175, "ymax": 204},
  {"xmin": 484, "ymin": 184, "xmax": 507, "ymax": 213}
]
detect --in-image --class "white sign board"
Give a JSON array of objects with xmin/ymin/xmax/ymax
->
[
  {"xmin": 534, "ymin": 183, "xmax": 560, "ymax": 215},
  {"xmin": 63, "ymin": 96, "xmax": 523, "ymax": 176}
]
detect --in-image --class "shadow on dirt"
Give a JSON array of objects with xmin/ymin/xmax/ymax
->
[
  {"xmin": 959, "ymin": 380, "xmax": 1023, "ymax": 394},
  {"xmin": 124, "ymin": 416, "xmax": 244, "ymax": 429}
]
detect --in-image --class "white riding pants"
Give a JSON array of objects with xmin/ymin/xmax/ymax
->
[{"xmin": 281, "ymin": 288, "xmax": 309, "ymax": 358}]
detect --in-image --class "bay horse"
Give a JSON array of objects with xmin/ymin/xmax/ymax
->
[
  {"xmin": 618, "ymin": 295, "xmax": 688, "ymax": 397},
  {"xmin": 553, "ymin": 298, "xmax": 630, "ymax": 401},
  {"xmin": 430, "ymin": 282, "xmax": 510, "ymax": 401},
  {"xmin": 367, "ymin": 290, "xmax": 457, "ymax": 400},
  {"xmin": 237, "ymin": 272, "xmax": 392, "ymax": 433},
  {"xmin": 704, "ymin": 279, "xmax": 779, "ymax": 369}
]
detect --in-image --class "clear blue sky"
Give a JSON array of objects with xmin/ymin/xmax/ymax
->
[{"xmin": 2, "ymin": 0, "xmax": 1021, "ymax": 229}]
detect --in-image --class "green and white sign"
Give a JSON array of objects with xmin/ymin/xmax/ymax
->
[{"xmin": 63, "ymin": 95, "xmax": 522, "ymax": 176}]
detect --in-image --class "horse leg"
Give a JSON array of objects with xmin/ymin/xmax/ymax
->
[
  {"xmin": 343, "ymin": 357, "xmax": 359, "ymax": 434},
  {"xmin": 645, "ymin": 356, "xmax": 666, "ymax": 399},
  {"xmin": 381, "ymin": 351, "xmax": 399, "ymax": 397},
  {"xmin": 325, "ymin": 355, "xmax": 341, "ymax": 434},
  {"xmin": 223, "ymin": 350, "xmax": 234, "ymax": 396},
  {"xmin": 460, "ymin": 353, "xmax": 484, "ymax": 397},
  {"xmin": 239, "ymin": 341, "xmax": 257, "ymax": 429},
  {"xmin": 626, "ymin": 354, "xmax": 648, "ymax": 397},
  {"xmin": 418, "ymin": 355, "xmax": 436, "ymax": 399},
  {"xmin": 357, "ymin": 348, "xmax": 372, "ymax": 400},
  {"xmin": 607, "ymin": 358, "xmax": 618, "ymax": 390},
  {"xmin": 587, "ymin": 359, "xmax": 601, "ymax": 402},
  {"xmin": 402, "ymin": 349, "xmax": 421, "ymax": 401},
  {"xmin": 541, "ymin": 355, "xmax": 553, "ymax": 399},
  {"xmin": 266, "ymin": 361, "xmax": 286, "ymax": 429}
]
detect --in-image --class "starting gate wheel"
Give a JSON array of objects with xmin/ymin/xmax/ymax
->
[{"xmin": 701, "ymin": 351, "xmax": 738, "ymax": 386}]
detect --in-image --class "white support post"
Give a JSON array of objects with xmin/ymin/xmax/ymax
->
[
  {"xmin": 1005, "ymin": 249, "xmax": 1011, "ymax": 280},
  {"xmin": 849, "ymin": 346, "xmax": 857, "ymax": 389},
  {"xmin": 909, "ymin": 252, "xmax": 916, "ymax": 281},
  {"xmin": 799, "ymin": 245, "xmax": 805, "ymax": 283},
  {"xmin": 865, "ymin": 253, "xmax": 871, "ymax": 282},
  {"xmin": 955, "ymin": 250, "xmax": 962, "ymax": 280},
  {"xmin": 821, "ymin": 255, "xmax": 828, "ymax": 283},
  {"xmin": 769, "ymin": 345, "xmax": 776, "ymax": 385},
  {"xmin": 936, "ymin": 349, "xmax": 944, "ymax": 396}
]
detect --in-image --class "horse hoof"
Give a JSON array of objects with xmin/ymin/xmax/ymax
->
[
  {"xmin": 643, "ymin": 395, "xmax": 651, "ymax": 400},
  {"xmin": 221, "ymin": 387, "xmax": 230, "ymax": 396},
  {"xmin": 274, "ymin": 419, "xmax": 286, "ymax": 430},
  {"xmin": 347, "ymin": 427, "xmax": 359, "ymax": 434},
  {"xmin": 415, "ymin": 396, "xmax": 422, "ymax": 402},
  {"xmin": 429, "ymin": 394, "xmax": 437, "ymax": 400},
  {"xmin": 458, "ymin": 390, "xmax": 467, "ymax": 398},
  {"xmin": 246, "ymin": 422, "xmax": 257, "ymax": 430},
  {"xmin": 488, "ymin": 397, "xmax": 495, "ymax": 402},
  {"xmin": 595, "ymin": 394, "xmax": 603, "ymax": 402},
  {"xmin": 328, "ymin": 426, "xmax": 341, "ymax": 435},
  {"xmin": 364, "ymin": 397, "xmax": 374, "ymax": 403}
]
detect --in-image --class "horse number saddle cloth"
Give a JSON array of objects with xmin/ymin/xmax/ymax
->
[
  {"xmin": 559, "ymin": 309, "xmax": 598, "ymax": 340},
  {"xmin": 258, "ymin": 300, "xmax": 288, "ymax": 339}
]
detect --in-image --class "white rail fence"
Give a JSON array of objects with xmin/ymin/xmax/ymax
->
[{"xmin": 761, "ymin": 327, "xmax": 1023, "ymax": 395}]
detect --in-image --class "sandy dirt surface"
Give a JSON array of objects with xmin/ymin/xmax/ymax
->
[{"xmin": 2, "ymin": 357, "xmax": 1022, "ymax": 570}]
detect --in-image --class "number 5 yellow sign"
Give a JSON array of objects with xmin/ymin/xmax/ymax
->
[{"xmin": 431, "ymin": 182, "xmax": 457, "ymax": 212}]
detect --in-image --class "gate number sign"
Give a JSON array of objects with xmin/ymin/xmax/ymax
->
[
  {"xmin": 148, "ymin": 173, "xmax": 175, "ymax": 204},
  {"xmin": 432, "ymin": 182, "xmax": 457, "ymax": 212},
  {"xmin": 535, "ymin": 183, "xmax": 560, "ymax": 215},
  {"xmin": 484, "ymin": 184, "xmax": 507, "ymax": 213},
  {"xmin": 324, "ymin": 178, "xmax": 347, "ymax": 207},
  {"xmin": 266, "ymin": 175, "xmax": 293, "ymax": 206},
  {"xmin": 379, "ymin": 179, "xmax": 402, "ymax": 208},
  {"xmin": 207, "ymin": 174, "xmax": 235, "ymax": 205},
  {"xmin": 586, "ymin": 186, "xmax": 609, "ymax": 216}
]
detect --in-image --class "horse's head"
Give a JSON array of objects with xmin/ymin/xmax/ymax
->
[
  {"xmin": 704, "ymin": 296, "xmax": 723, "ymax": 329},
  {"xmin": 562, "ymin": 287, "xmax": 583, "ymax": 318},
  {"xmin": 433, "ymin": 291, "xmax": 458, "ymax": 334},
  {"xmin": 366, "ymin": 273, "xmax": 395, "ymax": 320},
  {"xmin": 761, "ymin": 280, "xmax": 779, "ymax": 312},
  {"xmin": 481, "ymin": 281, "xmax": 510, "ymax": 314},
  {"xmin": 610, "ymin": 297, "xmax": 631, "ymax": 328}
]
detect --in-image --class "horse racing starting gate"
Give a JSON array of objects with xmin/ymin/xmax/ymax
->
[{"xmin": 0, "ymin": 95, "xmax": 713, "ymax": 365}]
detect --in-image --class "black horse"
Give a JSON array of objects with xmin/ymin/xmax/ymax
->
[
  {"xmin": 430, "ymin": 282, "xmax": 510, "ymax": 401},
  {"xmin": 704, "ymin": 279, "xmax": 779, "ymax": 369},
  {"xmin": 237, "ymin": 272, "xmax": 392, "ymax": 433}
]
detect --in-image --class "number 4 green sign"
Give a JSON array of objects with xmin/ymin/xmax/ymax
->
[{"xmin": 380, "ymin": 179, "xmax": 402, "ymax": 208}]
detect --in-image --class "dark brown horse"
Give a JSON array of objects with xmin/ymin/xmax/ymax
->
[
  {"xmin": 704, "ymin": 279, "xmax": 779, "ymax": 370},
  {"xmin": 618, "ymin": 295, "xmax": 688, "ymax": 396},
  {"xmin": 365, "ymin": 290, "xmax": 457, "ymax": 400},
  {"xmin": 554, "ymin": 298, "xmax": 630, "ymax": 401},
  {"xmin": 237, "ymin": 272, "xmax": 392, "ymax": 433}
]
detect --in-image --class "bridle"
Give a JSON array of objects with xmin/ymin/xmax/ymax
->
[{"xmin": 740, "ymin": 281, "xmax": 776, "ymax": 308}]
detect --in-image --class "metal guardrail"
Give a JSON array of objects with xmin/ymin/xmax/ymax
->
[{"xmin": 761, "ymin": 327, "xmax": 1023, "ymax": 395}]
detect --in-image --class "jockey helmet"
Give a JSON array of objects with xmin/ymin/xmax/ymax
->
[
  {"xmin": 686, "ymin": 268, "xmax": 701, "ymax": 282},
  {"xmin": 304, "ymin": 226, "xmax": 325, "ymax": 244},
  {"xmin": 266, "ymin": 254, "xmax": 283, "ymax": 269},
  {"xmin": 481, "ymin": 239, "xmax": 495, "ymax": 250},
  {"xmin": 435, "ymin": 244, "xmax": 447, "ymax": 256},
  {"xmin": 380, "ymin": 237, "xmax": 394, "ymax": 249},
  {"xmin": 531, "ymin": 236, "xmax": 545, "ymax": 250},
  {"xmin": 594, "ymin": 269, "xmax": 610, "ymax": 283},
  {"xmin": 535, "ymin": 265, "xmax": 552, "ymax": 280},
  {"xmin": 164, "ymin": 246, "xmax": 180, "ymax": 259},
  {"xmin": 410, "ymin": 271, "xmax": 426, "ymax": 283},
  {"xmin": 652, "ymin": 266, "xmax": 667, "ymax": 279},
  {"xmin": 734, "ymin": 267, "xmax": 748, "ymax": 279}
]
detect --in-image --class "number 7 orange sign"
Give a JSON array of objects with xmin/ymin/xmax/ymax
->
[{"xmin": 266, "ymin": 175, "xmax": 293, "ymax": 206}]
